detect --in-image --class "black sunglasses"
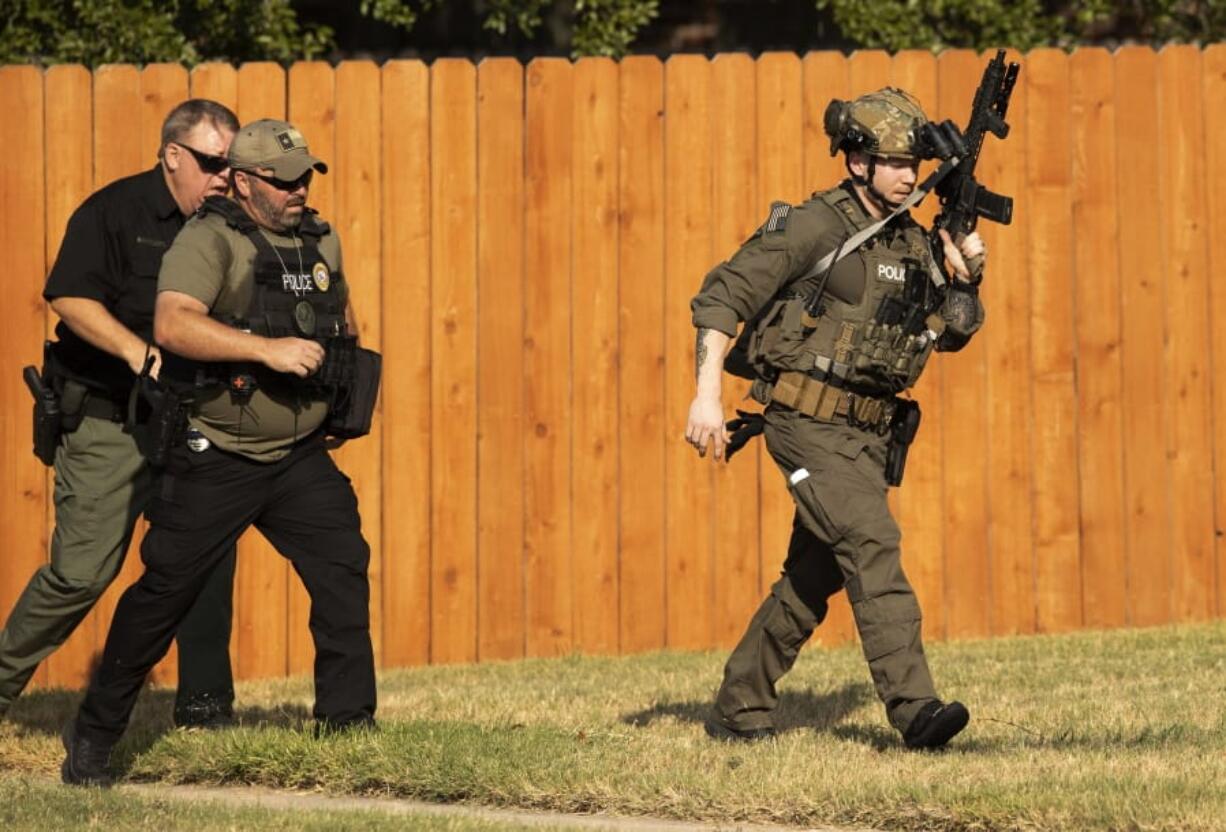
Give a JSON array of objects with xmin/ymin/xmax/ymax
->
[
  {"xmin": 247, "ymin": 169, "xmax": 314, "ymax": 192},
  {"xmin": 173, "ymin": 142, "xmax": 229, "ymax": 175}
]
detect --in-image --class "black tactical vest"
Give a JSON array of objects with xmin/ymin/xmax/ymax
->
[
  {"xmin": 199, "ymin": 196, "xmax": 348, "ymax": 341},
  {"xmin": 161, "ymin": 197, "xmax": 351, "ymax": 395}
]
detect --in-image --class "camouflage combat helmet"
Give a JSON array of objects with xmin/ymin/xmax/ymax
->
[{"xmin": 824, "ymin": 87, "xmax": 928, "ymax": 159}]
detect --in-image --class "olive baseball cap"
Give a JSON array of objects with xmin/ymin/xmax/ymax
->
[{"xmin": 228, "ymin": 118, "xmax": 328, "ymax": 180}]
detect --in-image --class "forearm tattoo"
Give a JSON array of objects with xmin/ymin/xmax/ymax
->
[{"xmin": 695, "ymin": 328, "xmax": 710, "ymax": 380}]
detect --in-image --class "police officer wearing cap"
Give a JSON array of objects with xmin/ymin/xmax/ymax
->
[
  {"xmin": 687, "ymin": 88, "xmax": 986, "ymax": 749},
  {"xmin": 61, "ymin": 119, "xmax": 376, "ymax": 786},
  {"xmin": 0, "ymin": 99, "xmax": 240, "ymax": 729}
]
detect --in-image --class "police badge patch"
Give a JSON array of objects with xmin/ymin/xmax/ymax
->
[
  {"xmin": 312, "ymin": 262, "xmax": 331, "ymax": 292},
  {"xmin": 294, "ymin": 300, "xmax": 317, "ymax": 336}
]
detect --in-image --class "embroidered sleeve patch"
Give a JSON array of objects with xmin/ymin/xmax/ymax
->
[{"xmin": 765, "ymin": 201, "xmax": 791, "ymax": 234}]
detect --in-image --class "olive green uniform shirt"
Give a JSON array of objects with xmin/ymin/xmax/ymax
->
[
  {"xmin": 692, "ymin": 181, "xmax": 984, "ymax": 354},
  {"xmin": 158, "ymin": 210, "xmax": 347, "ymax": 462}
]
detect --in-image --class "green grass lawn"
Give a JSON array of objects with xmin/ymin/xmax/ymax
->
[{"xmin": 2, "ymin": 622, "xmax": 1224, "ymax": 831}]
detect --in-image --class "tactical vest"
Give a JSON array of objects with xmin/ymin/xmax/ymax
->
[
  {"xmin": 161, "ymin": 197, "xmax": 352, "ymax": 395},
  {"xmin": 740, "ymin": 187, "xmax": 945, "ymax": 400}
]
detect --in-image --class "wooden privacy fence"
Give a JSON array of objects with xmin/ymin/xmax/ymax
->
[{"xmin": 1, "ymin": 46, "xmax": 1224, "ymax": 692}]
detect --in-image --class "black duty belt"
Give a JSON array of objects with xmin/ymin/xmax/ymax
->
[{"xmin": 81, "ymin": 394, "xmax": 127, "ymax": 423}]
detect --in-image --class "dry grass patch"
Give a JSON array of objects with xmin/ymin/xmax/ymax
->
[{"xmin": 2, "ymin": 622, "xmax": 1224, "ymax": 831}]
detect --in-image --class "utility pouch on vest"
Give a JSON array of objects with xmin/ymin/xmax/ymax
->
[
  {"xmin": 23, "ymin": 354, "xmax": 62, "ymax": 466},
  {"xmin": 325, "ymin": 346, "xmax": 381, "ymax": 439},
  {"xmin": 885, "ymin": 399, "xmax": 921, "ymax": 487},
  {"xmin": 146, "ymin": 382, "xmax": 187, "ymax": 468}
]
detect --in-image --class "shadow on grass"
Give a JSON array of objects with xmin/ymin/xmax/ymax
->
[
  {"xmin": 5, "ymin": 686, "xmax": 309, "ymax": 747},
  {"xmin": 620, "ymin": 681, "xmax": 873, "ymax": 737}
]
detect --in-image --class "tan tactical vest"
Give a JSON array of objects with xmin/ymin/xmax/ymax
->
[{"xmin": 739, "ymin": 188, "xmax": 943, "ymax": 401}]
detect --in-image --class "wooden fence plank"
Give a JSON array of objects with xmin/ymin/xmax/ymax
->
[
  {"xmin": 286, "ymin": 61, "xmax": 336, "ymax": 673},
  {"xmin": 1205, "ymin": 44, "xmax": 1226, "ymax": 618},
  {"xmin": 139, "ymin": 64, "xmax": 188, "ymax": 165},
  {"xmin": 1027, "ymin": 49, "xmax": 1082, "ymax": 634},
  {"xmin": 802, "ymin": 52, "xmax": 848, "ymax": 196},
  {"xmin": 617, "ymin": 56, "xmax": 667, "ymax": 654},
  {"xmin": 188, "ymin": 63, "xmax": 237, "ymax": 111},
  {"xmin": 1070, "ymin": 48, "xmax": 1127, "ymax": 629},
  {"xmin": 429, "ymin": 59, "xmax": 479, "ymax": 663},
  {"xmin": 936, "ymin": 50, "xmax": 992, "ymax": 638},
  {"xmin": 93, "ymin": 65, "xmax": 143, "ymax": 187},
  {"xmin": 0, "ymin": 67, "xmax": 48, "ymax": 691},
  {"xmin": 848, "ymin": 50, "xmax": 892, "ymax": 95},
  {"xmin": 1114, "ymin": 47, "xmax": 1171, "ymax": 627},
  {"xmin": 88, "ymin": 64, "xmax": 148, "ymax": 670},
  {"xmin": 571, "ymin": 57, "xmax": 621, "ymax": 654},
  {"xmin": 41, "ymin": 65, "xmax": 95, "ymax": 691},
  {"xmin": 1158, "ymin": 45, "xmax": 1216, "ymax": 622},
  {"xmin": 974, "ymin": 49, "xmax": 1035, "ymax": 637},
  {"xmin": 524, "ymin": 58, "xmax": 575, "ymax": 657},
  {"xmin": 380, "ymin": 59, "xmax": 432, "ymax": 666},
  {"xmin": 708, "ymin": 51, "xmax": 759, "ymax": 650},
  {"xmin": 136, "ymin": 63, "xmax": 190, "ymax": 686},
  {"xmin": 663, "ymin": 55, "xmax": 714, "ymax": 649},
  {"xmin": 889, "ymin": 49, "xmax": 951, "ymax": 641},
  {"xmin": 333, "ymin": 61, "xmax": 384, "ymax": 667},
  {"xmin": 230, "ymin": 61, "xmax": 289, "ymax": 682},
  {"xmin": 798, "ymin": 51, "xmax": 857, "ymax": 646},
  {"xmin": 476, "ymin": 58, "xmax": 525, "ymax": 661}
]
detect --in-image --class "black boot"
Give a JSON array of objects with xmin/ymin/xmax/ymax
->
[
  {"xmin": 903, "ymin": 700, "xmax": 969, "ymax": 749},
  {"xmin": 703, "ymin": 716, "xmax": 777, "ymax": 743},
  {"xmin": 60, "ymin": 721, "xmax": 115, "ymax": 787}
]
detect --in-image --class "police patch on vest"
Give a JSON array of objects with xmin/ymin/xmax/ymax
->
[
  {"xmin": 283, "ymin": 272, "xmax": 314, "ymax": 294},
  {"xmin": 876, "ymin": 262, "xmax": 907, "ymax": 283},
  {"xmin": 312, "ymin": 261, "xmax": 331, "ymax": 292}
]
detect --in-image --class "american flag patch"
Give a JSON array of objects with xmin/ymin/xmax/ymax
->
[{"xmin": 765, "ymin": 202, "xmax": 790, "ymax": 233}]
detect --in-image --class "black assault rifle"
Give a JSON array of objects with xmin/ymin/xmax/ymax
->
[{"xmin": 931, "ymin": 49, "xmax": 1019, "ymax": 238}]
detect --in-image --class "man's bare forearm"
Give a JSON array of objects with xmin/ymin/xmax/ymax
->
[
  {"xmin": 155, "ymin": 299, "xmax": 269, "ymax": 365},
  {"xmin": 695, "ymin": 327, "xmax": 730, "ymax": 400}
]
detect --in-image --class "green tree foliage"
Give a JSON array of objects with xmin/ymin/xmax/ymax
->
[
  {"xmin": 814, "ymin": 0, "xmax": 1226, "ymax": 51},
  {"xmin": 2, "ymin": 0, "xmax": 1221, "ymax": 66},
  {"xmin": 572, "ymin": 0, "xmax": 660, "ymax": 57},
  {"xmin": 0, "ymin": 0, "xmax": 660, "ymax": 64},
  {"xmin": 483, "ymin": 0, "xmax": 554, "ymax": 37},
  {"xmin": 0, "ymin": 0, "xmax": 334, "ymax": 65}
]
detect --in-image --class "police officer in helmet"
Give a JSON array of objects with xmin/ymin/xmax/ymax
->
[{"xmin": 687, "ymin": 87, "xmax": 985, "ymax": 749}]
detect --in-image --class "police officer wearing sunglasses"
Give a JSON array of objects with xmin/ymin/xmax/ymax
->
[
  {"xmin": 1, "ymin": 100, "xmax": 240, "ymax": 733},
  {"xmin": 61, "ymin": 119, "xmax": 378, "ymax": 786}
]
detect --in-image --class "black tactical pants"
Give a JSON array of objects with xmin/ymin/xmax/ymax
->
[
  {"xmin": 713, "ymin": 407, "xmax": 938, "ymax": 735},
  {"xmin": 75, "ymin": 432, "xmax": 375, "ymax": 745},
  {"xmin": 0, "ymin": 415, "xmax": 234, "ymax": 718}
]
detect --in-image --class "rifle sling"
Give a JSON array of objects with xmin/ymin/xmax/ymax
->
[{"xmin": 800, "ymin": 157, "xmax": 959, "ymax": 296}]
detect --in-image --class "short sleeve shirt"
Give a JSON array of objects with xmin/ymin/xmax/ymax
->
[
  {"xmin": 158, "ymin": 205, "xmax": 347, "ymax": 462},
  {"xmin": 44, "ymin": 166, "xmax": 185, "ymax": 395}
]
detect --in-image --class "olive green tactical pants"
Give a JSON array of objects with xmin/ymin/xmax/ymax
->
[
  {"xmin": 713, "ymin": 407, "xmax": 938, "ymax": 735},
  {"xmin": 0, "ymin": 416, "xmax": 234, "ymax": 715}
]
